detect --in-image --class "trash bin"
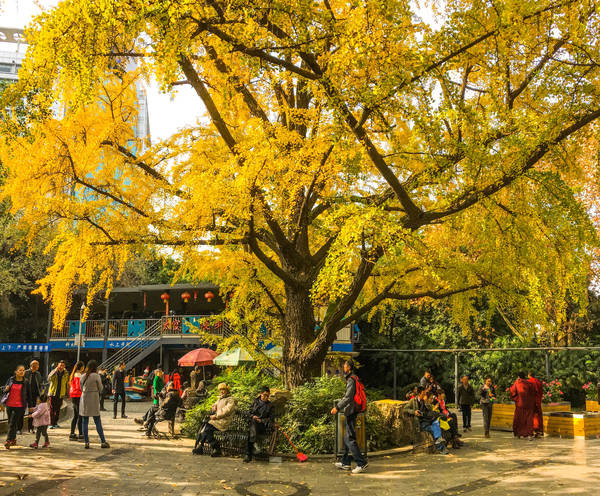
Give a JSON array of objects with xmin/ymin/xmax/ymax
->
[{"xmin": 334, "ymin": 404, "xmax": 367, "ymax": 458}]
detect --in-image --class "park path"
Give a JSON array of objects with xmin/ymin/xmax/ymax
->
[{"xmin": 1, "ymin": 401, "xmax": 600, "ymax": 495}]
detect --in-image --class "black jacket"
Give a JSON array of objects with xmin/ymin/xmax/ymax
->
[
  {"xmin": 157, "ymin": 391, "xmax": 181, "ymax": 420},
  {"xmin": 336, "ymin": 373, "xmax": 357, "ymax": 417},
  {"xmin": 457, "ymin": 383, "xmax": 476, "ymax": 406},
  {"xmin": 249, "ymin": 396, "xmax": 274, "ymax": 429},
  {"xmin": 112, "ymin": 369, "xmax": 126, "ymax": 392},
  {"xmin": 24, "ymin": 369, "xmax": 42, "ymax": 407}
]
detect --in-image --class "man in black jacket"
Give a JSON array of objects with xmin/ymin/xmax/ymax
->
[
  {"xmin": 244, "ymin": 386, "xmax": 274, "ymax": 463},
  {"xmin": 331, "ymin": 360, "xmax": 368, "ymax": 474},
  {"xmin": 112, "ymin": 362, "xmax": 127, "ymax": 419},
  {"xmin": 24, "ymin": 360, "xmax": 42, "ymax": 433}
]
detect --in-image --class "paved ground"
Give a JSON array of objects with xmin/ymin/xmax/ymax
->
[{"xmin": 1, "ymin": 401, "xmax": 599, "ymax": 496}]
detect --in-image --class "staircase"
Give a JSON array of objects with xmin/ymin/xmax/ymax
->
[{"xmin": 99, "ymin": 318, "xmax": 163, "ymax": 372}]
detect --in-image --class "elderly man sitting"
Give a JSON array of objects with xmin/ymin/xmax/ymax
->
[
  {"xmin": 144, "ymin": 382, "xmax": 181, "ymax": 436},
  {"xmin": 244, "ymin": 386, "xmax": 275, "ymax": 463},
  {"xmin": 192, "ymin": 382, "xmax": 236, "ymax": 457}
]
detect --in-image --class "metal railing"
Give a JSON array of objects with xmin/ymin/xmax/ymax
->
[
  {"xmin": 98, "ymin": 316, "xmax": 228, "ymax": 372},
  {"xmin": 99, "ymin": 318, "xmax": 164, "ymax": 373}
]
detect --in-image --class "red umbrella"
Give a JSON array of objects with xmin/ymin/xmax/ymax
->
[{"xmin": 178, "ymin": 348, "xmax": 218, "ymax": 367}]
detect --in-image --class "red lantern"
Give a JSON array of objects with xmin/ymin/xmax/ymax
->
[
  {"xmin": 193, "ymin": 289, "xmax": 198, "ymax": 301},
  {"xmin": 181, "ymin": 291, "xmax": 191, "ymax": 303},
  {"xmin": 160, "ymin": 292, "xmax": 170, "ymax": 315},
  {"xmin": 204, "ymin": 291, "xmax": 215, "ymax": 302}
]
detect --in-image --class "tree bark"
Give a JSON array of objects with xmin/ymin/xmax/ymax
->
[{"xmin": 282, "ymin": 283, "xmax": 323, "ymax": 388}]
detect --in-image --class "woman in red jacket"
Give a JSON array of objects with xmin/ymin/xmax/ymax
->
[
  {"xmin": 2, "ymin": 364, "xmax": 31, "ymax": 449},
  {"xmin": 69, "ymin": 361, "xmax": 85, "ymax": 441}
]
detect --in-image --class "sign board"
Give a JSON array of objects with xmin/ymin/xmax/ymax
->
[{"xmin": 0, "ymin": 343, "xmax": 50, "ymax": 352}]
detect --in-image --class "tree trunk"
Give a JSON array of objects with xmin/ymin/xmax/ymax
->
[{"xmin": 282, "ymin": 284, "xmax": 325, "ymax": 389}]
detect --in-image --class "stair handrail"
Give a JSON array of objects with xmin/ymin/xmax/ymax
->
[{"xmin": 99, "ymin": 318, "xmax": 163, "ymax": 372}]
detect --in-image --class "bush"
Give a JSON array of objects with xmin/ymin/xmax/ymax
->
[
  {"xmin": 181, "ymin": 367, "xmax": 280, "ymax": 437},
  {"xmin": 182, "ymin": 371, "xmax": 396, "ymax": 454}
]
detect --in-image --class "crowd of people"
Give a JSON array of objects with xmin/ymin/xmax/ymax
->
[
  {"xmin": 1, "ymin": 359, "xmax": 118, "ymax": 449},
  {"xmin": 2, "ymin": 356, "xmax": 548, "ymax": 475}
]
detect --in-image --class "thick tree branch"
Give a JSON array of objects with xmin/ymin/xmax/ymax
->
[{"xmin": 423, "ymin": 107, "xmax": 600, "ymax": 223}]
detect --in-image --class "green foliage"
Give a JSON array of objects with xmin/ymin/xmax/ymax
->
[
  {"xmin": 182, "ymin": 367, "xmax": 280, "ymax": 436},
  {"xmin": 183, "ymin": 371, "xmax": 393, "ymax": 454}
]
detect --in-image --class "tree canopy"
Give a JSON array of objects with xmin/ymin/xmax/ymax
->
[{"xmin": 2, "ymin": 0, "xmax": 600, "ymax": 386}]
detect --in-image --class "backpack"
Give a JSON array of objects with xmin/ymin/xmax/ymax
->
[{"xmin": 352, "ymin": 375, "xmax": 367, "ymax": 413}]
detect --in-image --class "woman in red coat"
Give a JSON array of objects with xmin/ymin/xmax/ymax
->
[
  {"xmin": 528, "ymin": 372, "xmax": 544, "ymax": 437},
  {"xmin": 510, "ymin": 372, "xmax": 535, "ymax": 439}
]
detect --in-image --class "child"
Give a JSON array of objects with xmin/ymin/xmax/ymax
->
[{"xmin": 30, "ymin": 393, "xmax": 51, "ymax": 449}]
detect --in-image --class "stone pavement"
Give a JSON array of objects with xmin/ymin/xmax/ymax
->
[{"xmin": 2, "ymin": 401, "xmax": 600, "ymax": 496}]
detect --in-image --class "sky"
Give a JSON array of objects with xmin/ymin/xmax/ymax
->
[{"xmin": 0, "ymin": 0, "xmax": 203, "ymax": 142}]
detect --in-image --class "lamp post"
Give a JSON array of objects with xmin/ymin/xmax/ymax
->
[{"xmin": 77, "ymin": 302, "xmax": 86, "ymax": 363}]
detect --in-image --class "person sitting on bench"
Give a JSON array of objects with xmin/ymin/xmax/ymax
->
[
  {"xmin": 405, "ymin": 386, "xmax": 449, "ymax": 455},
  {"xmin": 192, "ymin": 382, "xmax": 236, "ymax": 457},
  {"xmin": 244, "ymin": 386, "xmax": 275, "ymax": 463},
  {"xmin": 144, "ymin": 382, "xmax": 181, "ymax": 436}
]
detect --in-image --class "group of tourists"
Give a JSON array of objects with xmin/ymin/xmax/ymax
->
[{"xmin": 2, "ymin": 359, "xmax": 113, "ymax": 449}]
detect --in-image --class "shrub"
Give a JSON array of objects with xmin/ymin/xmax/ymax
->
[
  {"xmin": 183, "ymin": 371, "xmax": 396, "ymax": 454},
  {"xmin": 181, "ymin": 367, "xmax": 280, "ymax": 436},
  {"xmin": 582, "ymin": 382, "xmax": 598, "ymax": 401}
]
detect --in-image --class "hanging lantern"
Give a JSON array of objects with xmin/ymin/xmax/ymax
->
[
  {"xmin": 193, "ymin": 289, "xmax": 198, "ymax": 301},
  {"xmin": 181, "ymin": 291, "xmax": 191, "ymax": 303},
  {"xmin": 143, "ymin": 292, "xmax": 147, "ymax": 309},
  {"xmin": 160, "ymin": 292, "xmax": 170, "ymax": 315},
  {"xmin": 204, "ymin": 291, "xmax": 215, "ymax": 302}
]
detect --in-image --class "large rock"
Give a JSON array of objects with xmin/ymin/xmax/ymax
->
[
  {"xmin": 269, "ymin": 389, "xmax": 292, "ymax": 417},
  {"xmin": 372, "ymin": 399, "xmax": 416, "ymax": 447}
]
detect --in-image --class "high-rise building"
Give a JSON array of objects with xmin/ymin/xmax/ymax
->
[
  {"xmin": 0, "ymin": 27, "xmax": 26, "ymax": 82},
  {"xmin": 0, "ymin": 26, "xmax": 150, "ymax": 141}
]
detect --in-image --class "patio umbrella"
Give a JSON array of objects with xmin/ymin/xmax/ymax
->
[
  {"xmin": 213, "ymin": 347, "xmax": 256, "ymax": 366},
  {"xmin": 178, "ymin": 347, "xmax": 219, "ymax": 380}
]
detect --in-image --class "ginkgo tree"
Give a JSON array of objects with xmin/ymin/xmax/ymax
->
[{"xmin": 2, "ymin": 0, "xmax": 600, "ymax": 387}]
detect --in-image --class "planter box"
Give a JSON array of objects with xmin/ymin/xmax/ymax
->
[
  {"xmin": 544, "ymin": 411, "xmax": 600, "ymax": 439},
  {"xmin": 586, "ymin": 400, "xmax": 600, "ymax": 412},
  {"xmin": 490, "ymin": 402, "xmax": 571, "ymax": 431}
]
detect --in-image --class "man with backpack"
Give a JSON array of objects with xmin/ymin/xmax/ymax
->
[{"xmin": 330, "ymin": 360, "xmax": 368, "ymax": 474}]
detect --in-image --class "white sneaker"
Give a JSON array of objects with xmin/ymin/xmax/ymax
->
[
  {"xmin": 352, "ymin": 464, "xmax": 368, "ymax": 474},
  {"xmin": 334, "ymin": 462, "xmax": 351, "ymax": 471}
]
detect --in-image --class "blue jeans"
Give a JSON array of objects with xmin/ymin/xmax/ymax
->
[
  {"xmin": 81, "ymin": 416, "xmax": 106, "ymax": 444},
  {"xmin": 421, "ymin": 419, "xmax": 442, "ymax": 442},
  {"xmin": 341, "ymin": 413, "xmax": 366, "ymax": 467}
]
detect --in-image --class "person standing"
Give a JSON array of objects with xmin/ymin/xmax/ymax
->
[
  {"xmin": 2, "ymin": 364, "xmax": 31, "ymax": 449},
  {"xmin": 479, "ymin": 377, "xmax": 495, "ymax": 438},
  {"xmin": 190, "ymin": 365, "xmax": 200, "ymax": 391},
  {"xmin": 152, "ymin": 369, "xmax": 165, "ymax": 406},
  {"xmin": 80, "ymin": 360, "xmax": 110, "ymax": 449},
  {"xmin": 68, "ymin": 361, "xmax": 84, "ymax": 441},
  {"xmin": 528, "ymin": 372, "xmax": 544, "ymax": 437},
  {"xmin": 29, "ymin": 393, "xmax": 51, "ymax": 449},
  {"xmin": 98, "ymin": 368, "xmax": 110, "ymax": 411},
  {"xmin": 331, "ymin": 360, "xmax": 368, "ymax": 474},
  {"xmin": 510, "ymin": 371, "xmax": 535, "ymax": 440},
  {"xmin": 112, "ymin": 362, "xmax": 127, "ymax": 419},
  {"xmin": 24, "ymin": 360, "xmax": 43, "ymax": 433},
  {"xmin": 47, "ymin": 360, "xmax": 69, "ymax": 429},
  {"xmin": 172, "ymin": 368, "xmax": 182, "ymax": 395},
  {"xmin": 457, "ymin": 375, "xmax": 475, "ymax": 431}
]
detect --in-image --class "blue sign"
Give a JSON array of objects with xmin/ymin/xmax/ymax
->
[
  {"xmin": 49, "ymin": 339, "xmax": 157, "ymax": 350},
  {"xmin": 0, "ymin": 343, "xmax": 50, "ymax": 352}
]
